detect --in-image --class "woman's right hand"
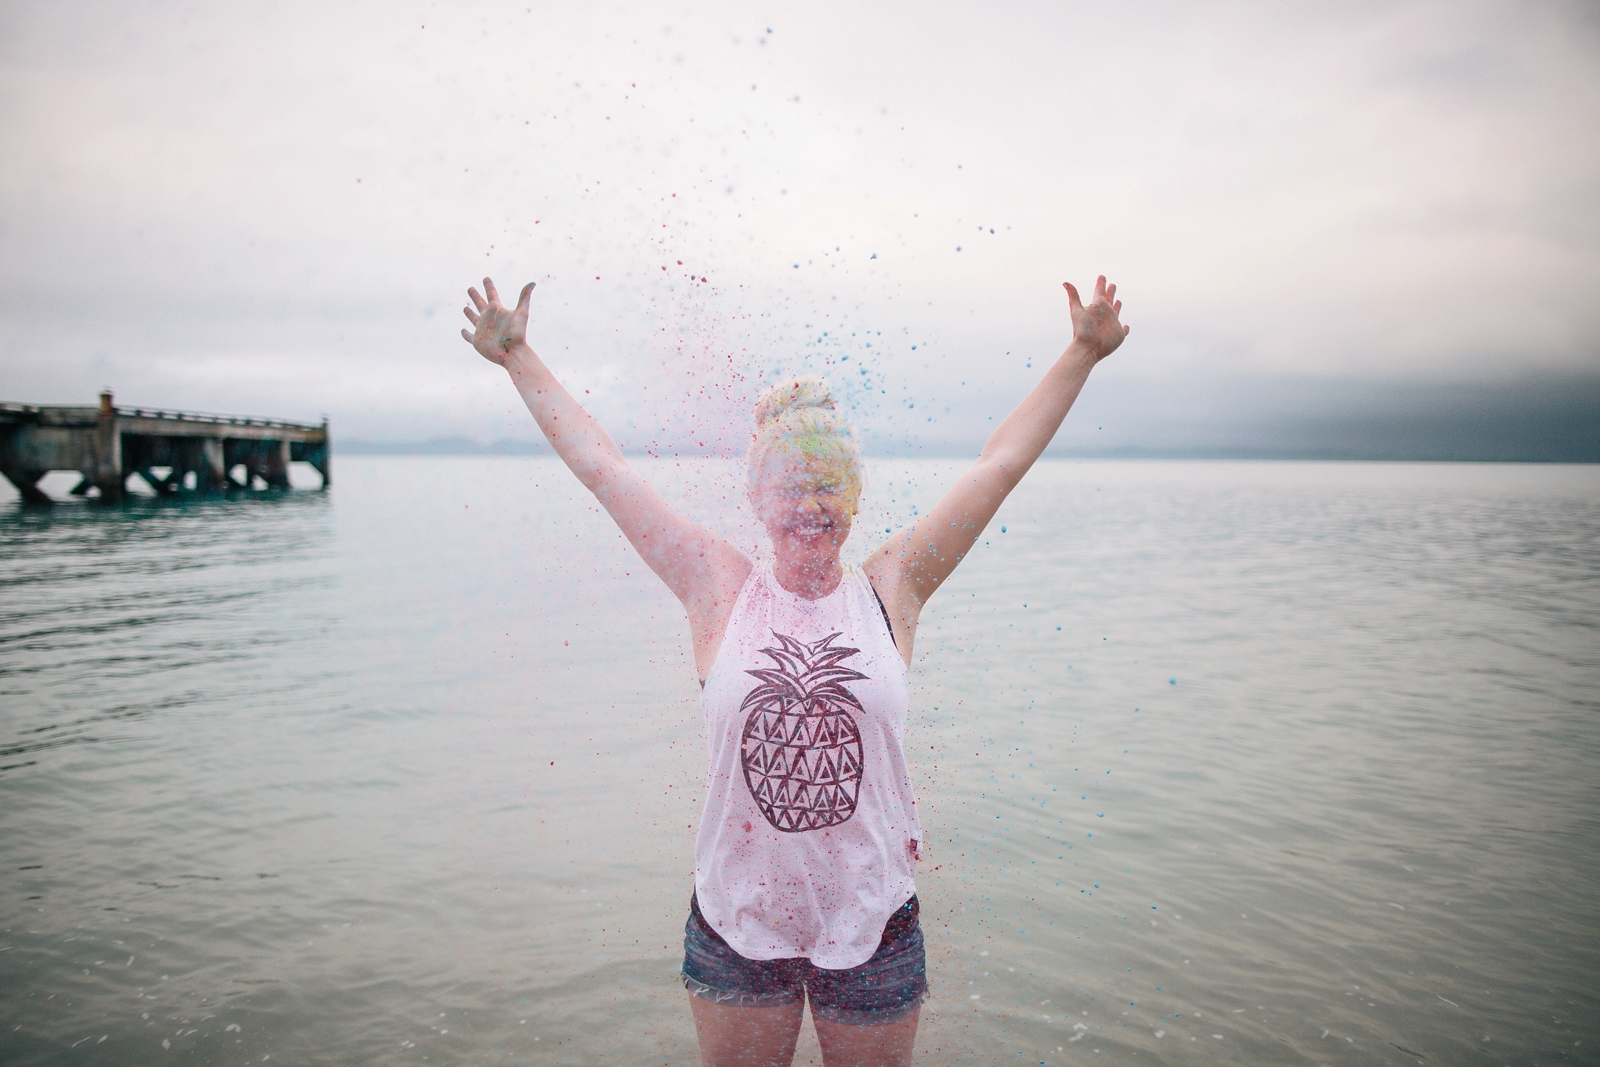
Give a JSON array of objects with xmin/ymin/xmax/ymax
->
[
  {"xmin": 461, "ymin": 278, "xmax": 535, "ymax": 367},
  {"xmin": 1063, "ymin": 275, "xmax": 1129, "ymax": 362}
]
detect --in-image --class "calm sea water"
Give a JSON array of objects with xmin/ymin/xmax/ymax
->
[{"xmin": 2, "ymin": 458, "xmax": 1597, "ymax": 1066}]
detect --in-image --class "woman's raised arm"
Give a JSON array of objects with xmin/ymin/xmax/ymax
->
[
  {"xmin": 864, "ymin": 276, "xmax": 1129, "ymax": 643},
  {"xmin": 462, "ymin": 279, "xmax": 750, "ymax": 659}
]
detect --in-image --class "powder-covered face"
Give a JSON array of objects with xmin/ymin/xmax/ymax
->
[
  {"xmin": 749, "ymin": 446, "xmax": 860, "ymax": 555},
  {"xmin": 751, "ymin": 441, "xmax": 860, "ymax": 510}
]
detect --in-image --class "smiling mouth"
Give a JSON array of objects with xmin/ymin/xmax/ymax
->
[{"xmin": 789, "ymin": 522, "xmax": 834, "ymax": 537}]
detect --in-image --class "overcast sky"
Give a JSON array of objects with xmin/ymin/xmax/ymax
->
[{"xmin": 2, "ymin": 0, "xmax": 1597, "ymax": 454}]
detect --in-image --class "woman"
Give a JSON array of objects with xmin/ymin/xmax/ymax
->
[{"xmin": 461, "ymin": 275, "xmax": 1128, "ymax": 1067}]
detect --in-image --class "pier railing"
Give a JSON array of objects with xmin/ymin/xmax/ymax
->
[{"xmin": 0, "ymin": 402, "xmax": 324, "ymax": 431}]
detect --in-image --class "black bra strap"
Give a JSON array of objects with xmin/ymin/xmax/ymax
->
[{"xmin": 867, "ymin": 578, "xmax": 898, "ymax": 650}]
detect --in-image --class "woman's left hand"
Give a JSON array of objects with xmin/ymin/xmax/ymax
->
[{"xmin": 461, "ymin": 277, "xmax": 535, "ymax": 367}]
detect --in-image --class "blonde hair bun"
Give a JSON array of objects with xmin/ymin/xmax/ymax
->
[
  {"xmin": 748, "ymin": 377, "xmax": 864, "ymax": 505},
  {"xmin": 753, "ymin": 377, "xmax": 836, "ymax": 427}
]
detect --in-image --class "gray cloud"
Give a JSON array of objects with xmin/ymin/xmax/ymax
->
[{"xmin": 2, "ymin": 0, "xmax": 1596, "ymax": 458}]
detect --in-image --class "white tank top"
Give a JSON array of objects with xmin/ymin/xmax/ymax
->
[{"xmin": 693, "ymin": 560, "xmax": 920, "ymax": 970}]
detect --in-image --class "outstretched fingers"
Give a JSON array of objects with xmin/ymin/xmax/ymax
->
[
  {"xmin": 1066, "ymin": 277, "xmax": 1126, "ymax": 311},
  {"xmin": 461, "ymin": 278, "xmax": 535, "ymax": 353}
]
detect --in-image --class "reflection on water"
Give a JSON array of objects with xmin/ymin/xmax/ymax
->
[
  {"xmin": 1, "ymin": 493, "xmax": 336, "ymax": 771},
  {"xmin": 1, "ymin": 459, "xmax": 1596, "ymax": 1065}
]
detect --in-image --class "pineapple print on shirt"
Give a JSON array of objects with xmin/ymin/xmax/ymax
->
[{"xmin": 739, "ymin": 631, "xmax": 867, "ymax": 833}]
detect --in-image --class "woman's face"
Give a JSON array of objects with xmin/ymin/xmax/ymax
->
[{"xmin": 751, "ymin": 449, "xmax": 857, "ymax": 563}]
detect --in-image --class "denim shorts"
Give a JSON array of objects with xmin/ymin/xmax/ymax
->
[{"xmin": 681, "ymin": 892, "xmax": 927, "ymax": 1026}]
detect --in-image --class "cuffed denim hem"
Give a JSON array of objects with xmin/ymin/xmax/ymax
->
[
  {"xmin": 808, "ymin": 987, "xmax": 926, "ymax": 1027},
  {"xmin": 682, "ymin": 971, "xmax": 803, "ymax": 1010}
]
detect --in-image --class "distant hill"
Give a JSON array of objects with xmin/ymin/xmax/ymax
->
[
  {"xmin": 338, "ymin": 437, "xmax": 551, "ymax": 456},
  {"xmin": 339, "ymin": 374, "xmax": 1600, "ymax": 463}
]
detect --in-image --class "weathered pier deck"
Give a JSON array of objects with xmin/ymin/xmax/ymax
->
[{"xmin": 0, "ymin": 391, "xmax": 329, "ymax": 504}]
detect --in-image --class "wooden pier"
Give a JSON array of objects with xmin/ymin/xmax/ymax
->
[{"xmin": 0, "ymin": 391, "xmax": 329, "ymax": 504}]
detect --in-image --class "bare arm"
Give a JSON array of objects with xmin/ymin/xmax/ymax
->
[
  {"xmin": 864, "ymin": 276, "xmax": 1128, "ymax": 645},
  {"xmin": 462, "ymin": 279, "xmax": 749, "ymax": 670}
]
